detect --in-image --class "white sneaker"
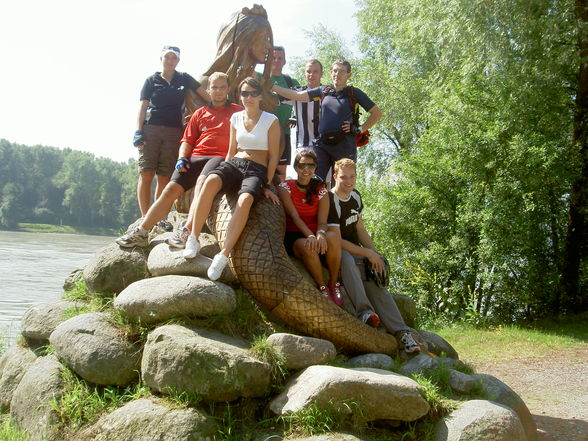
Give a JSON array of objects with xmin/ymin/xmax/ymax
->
[
  {"xmin": 183, "ymin": 235, "xmax": 201, "ymax": 258},
  {"xmin": 207, "ymin": 253, "xmax": 229, "ymax": 281}
]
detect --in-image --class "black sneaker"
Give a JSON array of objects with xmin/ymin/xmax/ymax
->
[
  {"xmin": 166, "ymin": 226, "xmax": 190, "ymax": 249},
  {"xmin": 116, "ymin": 226, "xmax": 148, "ymax": 248},
  {"xmin": 157, "ymin": 219, "xmax": 173, "ymax": 232}
]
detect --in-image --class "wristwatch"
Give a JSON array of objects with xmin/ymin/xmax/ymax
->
[{"xmin": 317, "ymin": 229, "xmax": 327, "ymax": 235}]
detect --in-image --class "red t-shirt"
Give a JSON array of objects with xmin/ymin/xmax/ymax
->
[
  {"xmin": 280, "ymin": 179, "xmax": 328, "ymax": 233},
  {"xmin": 181, "ymin": 103, "xmax": 243, "ymax": 157}
]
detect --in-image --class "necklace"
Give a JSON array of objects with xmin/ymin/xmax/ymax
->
[{"xmin": 296, "ymin": 180, "xmax": 309, "ymax": 189}]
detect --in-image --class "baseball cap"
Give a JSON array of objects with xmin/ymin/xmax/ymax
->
[{"xmin": 161, "ymin": 45, "xmax": 180, "ymax": 58}]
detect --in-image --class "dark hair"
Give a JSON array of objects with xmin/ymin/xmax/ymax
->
[
  {"xmin": 238, "ymin": 76, "xmax": 263, "ymax": 93},
  {"xmin": 332, "ymin": 59, "xmax": 352, "ymax": 73},
  {"xmin": 306, "ymin": 59, "xmax": 323, "ymax": 72},
  {"xmin": 294, "ymin": 149, "xmax": 322, "ymax": 205},
  {"xmin": 273, "ymin": 45, "xmax": 285, "ymax": 54}
]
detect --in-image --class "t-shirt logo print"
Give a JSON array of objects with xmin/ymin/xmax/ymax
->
[{"xmin": 346, "ymin": 209, "xmax": 359, "ymax": 226}]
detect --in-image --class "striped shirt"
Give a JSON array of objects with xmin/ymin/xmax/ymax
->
[{"xmin": 285, "ymin": 85, "xmax": 321, "ymax": 148}]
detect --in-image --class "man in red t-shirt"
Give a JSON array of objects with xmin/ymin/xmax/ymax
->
[{"xmin": 117, "ymin": 73, "xmax": 243, "ymax": 248}]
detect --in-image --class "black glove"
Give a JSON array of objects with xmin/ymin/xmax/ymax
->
[
  {"xmin": 350, "ymin": 124, "xmax": 362, "ymax": 136},
  {"xmin": 175, "ymin": 157, "xmax": 190, "ymax": 171},
  {"xmin": 133, "ymin": 130, "xmax": 144, "ymax": 147}
]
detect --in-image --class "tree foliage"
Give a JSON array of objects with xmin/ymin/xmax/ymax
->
[{"xmin": 0, "ymin": 139, "xmax": 139, "ymax": 229}]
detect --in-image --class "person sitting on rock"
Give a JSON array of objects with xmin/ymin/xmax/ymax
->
[
  {"xmin": 116, "ymin": 72, "xmax": 243, "ymax": 248},
  {"xmin": 278, "ymin": 149, "xmax": 344, "ymax": 305},
  {"xmin": 183, "ymin": 77, "xmax": 280, "ymax": 281},
  {"xmin": 327, "ymin": 158, "xmax": 420, "ymax": 353}
]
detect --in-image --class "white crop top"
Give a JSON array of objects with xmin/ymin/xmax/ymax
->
[{"xmin": 231, "ymin": 110, "xmax": 277, "ymax": 151}]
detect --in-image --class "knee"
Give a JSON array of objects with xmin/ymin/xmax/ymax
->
[
  {"xmin": 203, "ymin": 175, "xmax": 222, "ymax": 192},
  {"xmin": 160, "ymin": 182, "xmax": 183, "ymax": 199},
  {"xmin": 139, "ymin": 172, "xmax": 154, "ymax": 183},
  {"xmin": 326, "ymin": 231, "xmax": 340, "ymax": 248},
  {"xmin": 237, "ymin": 192, "xmax": 254, "ymax": 207}
]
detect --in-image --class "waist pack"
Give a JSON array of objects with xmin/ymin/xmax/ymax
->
[{"xmin": 320, "ymin": 131, "xmax": 346, "ymax": 145}]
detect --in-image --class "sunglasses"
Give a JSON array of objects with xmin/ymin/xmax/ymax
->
[
  {"xmin": 162, "ymin": 45, "xmax": 180, "ymax": 52},
  {"xmin": 296, "ymin": 163, "xmax": 317, "ymax": 169},
  {"xmin": 240, "ymin": 90, "xmax": 261, "ymax": 98}
]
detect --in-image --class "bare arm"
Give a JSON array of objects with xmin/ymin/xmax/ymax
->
[
  {"xmin": 342, "ymin": 105, "xmax": 382, "ymax": 133},
  {"xmin": 278, "ymin": 186, "xmax": 315, "ymax": 238},
  {"xmin": 272, "ymin": 84, "xmax": 310, "ymax": 102},
  {"xmin": 196, "ymin": 85, "xmax": 211, "ymax": 103},
  {"xmin": 265, "ymin": 119, "xmax": 280, "ymax": 184},
  {"xmin": 339, "ymin": 217, "xmax": 384, "ymax": 272},
  {"xmin": 226, "ymin": 125, "xmax": 237, "ymax": 161},
  {"xmin": 136, "ymin": 100, "xmax": 149, "ymax": 131}
]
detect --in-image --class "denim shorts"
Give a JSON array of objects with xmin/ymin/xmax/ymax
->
[{"xmin": 208, "ymin": 157, "xmax": 268, "ymax": 199}]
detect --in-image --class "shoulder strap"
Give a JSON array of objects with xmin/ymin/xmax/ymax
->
[
  {"xmin": 283, "ymin": 75, "xmax": 294, "ymax": 88},
  {"xmin": 347, "ymin": 87, "xmax": 360, "ymax": 126}
]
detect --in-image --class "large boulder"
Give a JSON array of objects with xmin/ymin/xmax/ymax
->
[
  {"xmin": 114, "ymin": 275, "xmax": 236, "ymax": 325},
  {"xmin": 347, "ymin": 353, "xmax": 394, "ymax": 370},
  {"xmin": 270, "ymin": 366, "xmax": 430, "ymax": 422},
  {"xmin": 81, "ymin": 398, "xmax": 216, "ymax": 441},
  {"xmin": 147, "ymin": 242, "xmax": 235, "ymax": 282},
  {"xmin": 142, "ymin": 324, "xmax": 272, "ymax": 402},
  {"xmin": 392, "ymin": 293, "xmax": 417, "ymax": 328},
  {"xmin": 400, "ymin": 354, "xmax": 466, "ymax": 377},
  {"xmin": 433, "ymin": 399, "xmax": 526, "ymax": 441},
  {"xmin": 266, "ymin": 333, "xmax": 336, "ymax": 370},
  {"xmin": 83, "ymin": 244, "xmax": 148, "ymax": 295},
  {"xmin": 63, "ymin": 268, "xmax": 83, "ymax": 291},
  {"xmin": 21, "ymin": 300, "xmax": 84, "ymax": 342},
  {"xmin": 0, "ymin": 344, "xmax": 37, "ymax": 411},
  {"xmin": 473, "ymin": 374, "xmax": 537, "ymax": 441},
  {"xmin": 285, "ymin": 434, "xmax": 369, "ymax": 441},
  {"xmin": 49, "ymin": 312, "xmax": 141, "ymax": 386},
  {"xmin": 416, "ymin": 330, "xmax": 459, "ymax": 359},
  {"xmin": 10, "ymin": 355, "xmax": 65, "ymax": 441}
]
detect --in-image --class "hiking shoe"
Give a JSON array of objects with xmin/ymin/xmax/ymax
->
[
  {"xmin": 157, "ymin": 219, "xmax": 173, "ymax": 232},
  {"xmin": 208, "ymin": 253, "xmax": 229, "ymax": 281},
  {"xmin": 183, "ymin": 235, "xmax": 201, "ymax": 258},
  {"xmin": 167, "ymin": 226, "xmax": 190, "ymax": 249},
  {"xmin": 360, "ymin": 311, "xmax": 381, "ymax": 328},
  {"xmin": 116, "ymin": 226, "xmax": 148, "ymax": 248},
  {"xmin": 328, "ymin": 282, "xmax": 344, "ymax": 306},
  {"xmin": 399, "ymin": 331, "xmax": 421, "ymax": 354}
]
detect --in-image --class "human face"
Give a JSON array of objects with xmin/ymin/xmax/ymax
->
[
  {"xmin": 331, "ymin": 63, "xmax": 352, "ymax": 89},
  {"xmin": 208, "ymin": 77, "xmax": 229, "ymax": 107},
  {"xmin": 240, "ymin": 84, "xmax": 262, "ymax": 108},
  {"xmin": 333, "ymin": 166, "xmax": 357, "ymax": 196},
  {"xmin": 272, "ymin": 49, "xmax": 286, "ymax": 75},
  {"xmin": 250, "ymin": 29, "xmax": 272, "ymax": 63},
  {"xmin": 161, "ymin": 52, "xmax": 180, "ymax": 71},
  {"xmin": 305, "ymin": 62, "xmax": 323, "ymax": 88},
  {"xmin": 295, "ymin": 156, "xmax": 317, "ymax": 181}
]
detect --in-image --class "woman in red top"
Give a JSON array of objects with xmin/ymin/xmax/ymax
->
[{"xmin": 278, "ymin": 149, "xmax": 343, "ymax": 305}]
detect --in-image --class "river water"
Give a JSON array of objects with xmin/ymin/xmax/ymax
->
[{"xmin": 0, "ymin": 231, "xmax": 114, "ymax": 344}]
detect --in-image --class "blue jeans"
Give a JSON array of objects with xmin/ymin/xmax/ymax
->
[{"xmin": 310, "ymin": 135, "xmax": 357, "ymax": 180}]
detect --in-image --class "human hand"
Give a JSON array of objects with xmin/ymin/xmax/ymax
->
[
  {"xmin": 264, "ymin": 188, "xmax": 280, "ymax": 204},
  {"xmin": 175, "ymin": 157, "xmax": 190, "ymax": 172},
  {"xmin": 133, "ymin": 130, "xmax": 145, "ymax": 149},
  {"xmin": 305, "ymin": 235, "xmax": 319, "ymax": 252},
  {"xmin": 316, "ymin": 234, "xmax": 327, "ymax": 254},
  {"xmin": 366, "ymin": 249, "xmax": 384, "ymax": 273}
]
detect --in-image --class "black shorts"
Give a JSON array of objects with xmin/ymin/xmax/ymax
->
[
  {"xmin": 170, "ymin": 156, "xmax": 224, "ymax": 191},
  {"xmin": 279, "ymin": 134, "xmax": 291, "ymax": 166},
  {"xmin": 284, "ymin": 231, "xmax": 305, "ymax": 255},
  {"xmin": 208, "ymin": 157, "xmax": 267, "ymax": 200}
]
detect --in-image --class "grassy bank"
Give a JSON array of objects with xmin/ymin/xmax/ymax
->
[{"xmin": 5, "ymin": 223, "xmax": 117, "ymax": 237}]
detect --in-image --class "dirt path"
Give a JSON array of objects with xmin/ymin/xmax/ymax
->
[{"xmin": 469, "ymin": 345, "xmax": 588, "ymax": 441}]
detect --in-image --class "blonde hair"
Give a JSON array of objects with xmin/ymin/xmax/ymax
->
[
  {"xmin": 208, "ymin": 72, "xmax": 230, "ymax": 86},
  {"xmin": 333, "ymin": 158, "xmax": 357, "ymax": 175}
]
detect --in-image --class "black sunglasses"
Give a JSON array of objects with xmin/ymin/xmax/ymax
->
[
  {"xmin": 296, "ymin": 163, "xmax": 317, "ymax": 169},
  {"xmin": 240, "ymin": 90, "xmax": 261, "ymax": 98},
  {"xmin": 163, "ymin": 45, "xmax": 180, "ymax": 52}
]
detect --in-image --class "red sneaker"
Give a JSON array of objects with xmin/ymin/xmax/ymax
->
[
  {"xmin": 319, "ymin": 285, "xmax": 335, "ymax": 304},
  {"xmin": 328, "ymin": 282, "xmax": 344, "ymax": 306},
  {"xmin": 361, "ymin": 311, "xmax": 381, "ymax": 328}
]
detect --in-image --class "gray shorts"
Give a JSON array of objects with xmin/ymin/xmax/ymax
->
[{"xmin": 138, "ymin": 124, "xmax": 183, "ymax": 176}]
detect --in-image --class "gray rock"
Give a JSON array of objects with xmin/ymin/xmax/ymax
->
[
  {"xmin": 142, "ymin": 324, "xmax": 271, "ymax": 402},
  {"xmin": 0, "ymin": 344, "xmax": 37, "ymax": 411},
  {"xmin": 50, "ymin": 312, "xmax": 141, "ymax": 386},
  {"xmin": 473, "ymin": 374, "xmax": 537, "ymax": 441},
  {"xmin": 114, "ymin": 275, "xmax": 236, "ymax": 325},
  {"xmin": 270, "ymin": 366, "xmax": 430, "ymax": 422},
  {"xmin": 21, "ymin": 300, "xmax": 84, "ymax": 342},
  {"xmin": 392, "ymin": 293, "xmax": 416, "ymax": 327},
  {"xmin": 63, "ymin": 268, "xmax": 83, "ymax": 291},
  {"xmin": 434, "ymin": 399, "xmax": 526, "ymax": 441},
  {"xmin": 10, "ymin": 355, "xmax": 65, "ymax": 441},
  {"xmin": 199, "ymin": 232, "xmax": 221, "ymax": 258},
  {"xmin": 83, "ymin": 243, "xmax": 148, "ymax": 295},
  {"xmin": 82, "ymin": 397, "xmax": 216, "ymax": 441},
  {"xmin": 449, "ymin": 369, "xmax": 481, "ymax": 395},
  {"xmin": 147, "ymin": 242, "xmax": 235, "ymax": 282},
  {"xmin": 400, "ymin": 354, "xmax": 466, "ymax": 377},
  {"xmin": 266, "ymin": 333, "xmax": 336, "ymax": 370},
  {"xmin": 416, "ymin": 330, "xmax": 459, "ymax": 359},
  {"xmin": 285, "ymin": 434, "xmax": 369, "ymax": 441},
  {"xmin": 347, "ymin": 353, "xmax": 394, "ymax": 370}
]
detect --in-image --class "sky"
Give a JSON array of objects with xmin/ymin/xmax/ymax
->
[{"xmin": 0, "ymin": 0, "xmax": 359, "ymax": 163}]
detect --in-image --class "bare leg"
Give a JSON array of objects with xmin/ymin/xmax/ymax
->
[
  {"xmin": 137, "ymin": 171, "xmax": 155, "ymax": 216},
  {"xmin": 140, "ymin": 182, "xmax": 184, "ymax": 230},
  {"xmin": 155, "ymin": 175, "xmax": 170, "ymax": 201},
  {"xmin": 325, "ymin": 230, "xmax": 341, "ymax": 285},
  {"xmin": 218, "ymin": 192, "xmax": 254, "ymax": 256},
  {"xmin": 185, "ymin": 175, "xmax": 207, "ymax": 230},
  {"xmin": 189, "ymin": 175, "xmax": 223, "ymax": 237},
  {"xmin": 293, "ymin": 240, "xmax": 326, "ymax": 287},
  {"xmin": 277, "ymin": 164, "xmax": 287, "ymax": 182}
]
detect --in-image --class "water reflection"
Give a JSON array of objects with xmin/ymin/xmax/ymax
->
[{"xmin": 0, "ymin": 231, "xmax": 113, "ymax": 343}]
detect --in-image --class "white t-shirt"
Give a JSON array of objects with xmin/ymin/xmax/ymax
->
[{"xmin": 230, "ymin": 110, "xmax": 277, "ymax": 151}]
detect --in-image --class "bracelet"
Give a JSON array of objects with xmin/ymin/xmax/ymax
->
[
  {"xmin": 317, "ymin": 229, "xmax": 327, "ymax": 235},
  {"xmin": 307, "ymin": 234, "xmax": 316, "ymax": 239}
]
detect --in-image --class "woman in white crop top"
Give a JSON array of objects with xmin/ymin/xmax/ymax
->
[{"xmin": 183, "ymin": 77, "xmax": 281, "ymax": 281}]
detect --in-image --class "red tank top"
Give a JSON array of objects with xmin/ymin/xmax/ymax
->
[{"xmin": 279, "ymin": 179, "xmax": 327, "ymax": 233}]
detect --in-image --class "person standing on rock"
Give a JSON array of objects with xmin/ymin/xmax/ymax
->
[
  {"xmin": 133, "ymin": 45, "xmax": 211, "ymax": 230},
  {"xmin": 117, "ymin": 73, "xmax": 242, "ymax": 248},
  {"xmin": 183, "ymin": 77, "xmax": 281, "ymax": 281},
  {"xmin": 327, "ymin": 158, "xmax": 420, "ymax": 353}
]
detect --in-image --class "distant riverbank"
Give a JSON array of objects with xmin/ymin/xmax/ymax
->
[{"xmin": 1, "ymin": 223, "xmax": 118, "ymax": 237}]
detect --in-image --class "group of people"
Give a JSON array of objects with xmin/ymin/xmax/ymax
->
[{"xmin": 115, "ymin": 16, "xmax": 419, "ymax": 352}]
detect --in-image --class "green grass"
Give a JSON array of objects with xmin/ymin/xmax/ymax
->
[
  {"xmin": 431, "ymin": 315, "xmax": 588, "ymax": 361},
  {"xmin": 0, "ymin": 418, "xmax": 29, "ymax": 441},
  {"xmin": 15, "ymin": 223, "xmax": 116, "ymax": 236},
  {"xmin": 249, "ymin": 336, "xmax": 287, "ymax": 387}
]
